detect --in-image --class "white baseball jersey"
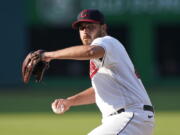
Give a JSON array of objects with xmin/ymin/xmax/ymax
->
[{"xmin": 90, "ymin": 36, "xmax": 152, "ymax": 118}]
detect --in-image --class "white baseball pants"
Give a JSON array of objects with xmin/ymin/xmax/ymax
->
[{"xmin": 88, "ymin": 107, "xmax": 155, "ymax": 135}]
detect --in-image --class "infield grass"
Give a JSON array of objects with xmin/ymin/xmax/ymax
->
[
  {"xmin": 0, "ymin": 84, "xmax": 180, "ymax": 135},
  {"xmin": 0, "ymin": 111, "xmax": 180, "ymax": 135}
]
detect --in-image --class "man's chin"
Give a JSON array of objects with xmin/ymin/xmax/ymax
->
[{"xmin": 83, "ymin": 39, "xmax": 92, "ymax": 45}]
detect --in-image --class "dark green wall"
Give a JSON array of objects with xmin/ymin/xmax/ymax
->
[{"xmin": 0, "ymin": 0, "xmax": 26, "ymax": 85}]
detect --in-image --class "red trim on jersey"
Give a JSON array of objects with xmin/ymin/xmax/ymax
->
[
  {"xmin": 89, "ymin": 60, "xmax": 99, "ymax": 79},
  {"xmin": 90, "ymin": 68, "xmax": 99, "ymax": 79},
  {"xmin": 135, "ymin": 71, "xmax": 141, "ymax": 78}
]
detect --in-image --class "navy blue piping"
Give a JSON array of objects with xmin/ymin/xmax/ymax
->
[{"xmin": 117, "ymin": 113, "xmax": 134, "ymax": 135}]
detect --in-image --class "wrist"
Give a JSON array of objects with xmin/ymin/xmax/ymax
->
[
  {"xmin": 42, "ymin": 52, "xmax": 52, "ymax": 62},
  {"xmin": 66, "ymin": 97, "xmax": 74, "ymax": 107}
]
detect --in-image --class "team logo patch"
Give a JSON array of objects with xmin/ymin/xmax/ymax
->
[
  {"xmin": 89, "ymin": 60, "xmax": 99, "ymax": 79},
  {"xmin": 80, "ymin": 9, "xmax": 89, "ymax": 18}
]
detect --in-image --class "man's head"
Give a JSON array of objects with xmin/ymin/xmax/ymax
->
[{"xmin": 72, "ymin": 9, "xmax": 107, "ymax": 45}]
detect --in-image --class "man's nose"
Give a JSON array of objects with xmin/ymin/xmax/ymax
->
[
  {"xmin": 82, "ymin": 28, "xmax": 89, "ymax": 34},
  {"xmin": 83, "ymin": 27, "xmax": 88, "ymax": 32}
]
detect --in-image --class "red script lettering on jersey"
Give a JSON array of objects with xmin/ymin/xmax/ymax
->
[{"xmin": 89, "ymin": 60, "xmax": 99, "ymax": 79}]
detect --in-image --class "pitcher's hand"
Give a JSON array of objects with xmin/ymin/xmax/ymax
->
[{"xmin": 51, "ymin": 99, "xmax": 71, "ymax": 114}]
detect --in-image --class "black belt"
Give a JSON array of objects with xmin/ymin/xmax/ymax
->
[
  {"xmin": 143, "ymin": 105, "xmax": 154, "ymax": 113},
  {"xmin": 109, "ymin": 108, "xmax": 125, "ymax": 116},
  {"xmin": 109, "ymin": 105, "xmax": 154, "ymax": 116}
]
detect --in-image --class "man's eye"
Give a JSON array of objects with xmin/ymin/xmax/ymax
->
[
  {"xmin": 79, "ymin": 25, "xmax": 94, "ymax": 30},
  {"xmin": 79, "ymin": 26, "xmax": 84, "ymax": 30},
  {"xmin": 87, "ymin": 25, "xmax": 94, "ymax": 30}
]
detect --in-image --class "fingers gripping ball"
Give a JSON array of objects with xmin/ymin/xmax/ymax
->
[
  {"xmin": 52, "ymin": 104, "xmax": 65, "ymax": 114},
  {"xmin": 22, "ymin": 50, "xmax": 49, "ymax": 83},
  {"xmin": 51, "ymin": 100, "xmax": 65, "ymax": 114}
]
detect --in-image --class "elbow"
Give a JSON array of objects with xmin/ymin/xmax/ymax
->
[
  {"xmin": 89, "ymin": 49, "xmax": 96, "ymax": 57},
  {"xmin": 86, "ymin": 46, "xmax": 105, "ymax": 59},
  {"xmin": 86, "ymin": 46, "xmax": 96, "ymax": 58}
]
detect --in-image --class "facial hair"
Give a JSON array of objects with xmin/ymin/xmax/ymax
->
[
  {"xmin": 82, "ymin": 35, "xmax": 92, "ymax": 45},
  {"xmin": 82, "ymin": 27, "xmax": 106, "ymax": 45}
]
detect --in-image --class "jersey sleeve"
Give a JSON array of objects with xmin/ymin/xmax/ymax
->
[{"xmin": 91, "ymin": 36, "xmax": 119, "ymax": 67}]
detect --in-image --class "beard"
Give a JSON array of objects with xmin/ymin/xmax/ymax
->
[
  {"xmin": 82, "ymin": 39, "xmax": 91, "ymax": 45},
  {"xmin": 82, "ymin": 29, "xmax": 105, "ymax": 45},
  {"xmin": 82, "ymin": 34, "xmax": 92, "ymax": 45}
]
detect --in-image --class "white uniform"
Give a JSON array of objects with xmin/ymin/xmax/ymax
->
[{"xmin": 88, "ymin": 36, "xmax": 155, "ymax": 135}]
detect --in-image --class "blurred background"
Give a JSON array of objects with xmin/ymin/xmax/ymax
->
[{"xmin": 0, "ymin": 0, "xmax": 180, "ymax": 135}]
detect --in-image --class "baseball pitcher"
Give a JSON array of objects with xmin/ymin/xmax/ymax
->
[{"xmin": 22, "ymin": 9, "xmax": 155, "ymax": 135}]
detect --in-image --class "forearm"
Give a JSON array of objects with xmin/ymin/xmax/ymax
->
[
  {"xmin": 42, "ymin": 45, "xmax": 104, "ymax": 61},
  {"xmin": 67, "ymin": 87, "xmax": 95, "ymax": 107},
  {"xmin": 51, "ymin": 87, "xmax": 95, "ymax": 114}
]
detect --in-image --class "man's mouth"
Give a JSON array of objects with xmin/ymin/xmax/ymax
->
[{"xmin": 83, "ymin": 35, "xmax": 91, "ymax": 40}]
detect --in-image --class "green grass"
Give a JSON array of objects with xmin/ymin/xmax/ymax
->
[
  {"xmin": 154, "ymin": 111, "xmax": 180, "ymax": 135},
  {"xmin": 0, "ymin": 111, "xmax": 180, "ymax": 135},
  {"xmin": 0, "ymin": 85, "xmax": 180, "ymax": 135},
  {"xmin": 0, "ymin": 112, "xmax": 100, "ymax": 135}
]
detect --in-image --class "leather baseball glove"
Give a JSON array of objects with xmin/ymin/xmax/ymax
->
[{"xmin": 22, "ymin": 50, "xmax": 49, "ymax": 83}]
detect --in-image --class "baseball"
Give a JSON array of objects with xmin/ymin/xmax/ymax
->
[{"xmin": 51, "ymin": 104, "xmax": 64, "ymax": 114}]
